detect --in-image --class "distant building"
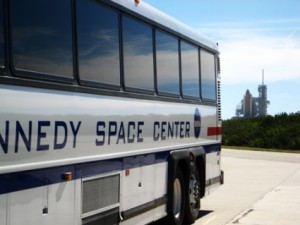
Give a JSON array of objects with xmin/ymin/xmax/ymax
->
[{"xmin": 235, "ymin": 71, "xmax": 270, "ymax": 118}]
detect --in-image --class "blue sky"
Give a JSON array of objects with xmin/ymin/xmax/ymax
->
[{"xmin": 143, "ymin": 0, "xmax": 300, "ymax": 119}]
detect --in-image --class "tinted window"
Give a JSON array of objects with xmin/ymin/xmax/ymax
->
[
  {"xmin": 123, "ymin": 16, "xmax": 154, "ymax": 91},
  {"xmin": 156, "ymin": 30, "xmax": 179, "ymax": 95},
  {"xmin": 0, "ymin": 0, "xmax": 4, "ymax": 68},
  {"xmin": 201, "ymin": 50, "xmax": 216, "ymax": 100},
  {"xmin": 77, "ymin": 0, "xmax": 120, "ymax": 86},
  {"xmin": 181, "ymin": 41, "xmax": 199, "ymax": 98},
  {"xmin": 11, "ymin": 0, "xmax": 73, "ymax": 78}
]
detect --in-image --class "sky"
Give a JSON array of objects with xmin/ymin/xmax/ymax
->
[{"xmin": 143, "ymin": 0, "xmax": 300, "ymax": 119}]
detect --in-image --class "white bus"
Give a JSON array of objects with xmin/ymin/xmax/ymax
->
[{"xmin": 0, "ymin": 0, "xmax": 223, "ymax": 224}]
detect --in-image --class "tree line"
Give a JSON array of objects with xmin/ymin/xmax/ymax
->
[{"xmin": 222, "ymin": 112, "xmax": 300, "ymax": 150}]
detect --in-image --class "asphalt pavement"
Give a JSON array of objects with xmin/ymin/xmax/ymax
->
[{"xmin": 194, "ymin": 148, "xmax": 300, "ymax": 225}]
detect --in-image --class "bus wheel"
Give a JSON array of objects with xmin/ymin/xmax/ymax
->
[
  {"xmin": 168, "ymin": 168, "xmax": 186, "ymax": 225},
  {"xmin": 184, "ymin": 168, "xmax": 201, "ymax": 224}
]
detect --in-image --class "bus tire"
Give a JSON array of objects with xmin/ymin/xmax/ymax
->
[
  {"xmin": 184, "ymin": 168, "xmax": 201, "ymax": 224},
  {"xmin": 167, "ymin": 168, "xmax": 186, "ymax": 225}
]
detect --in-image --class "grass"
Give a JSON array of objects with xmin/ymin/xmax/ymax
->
[{"xmin": 222, "ymin": 146, "xmax": 300, "ymax": 154}]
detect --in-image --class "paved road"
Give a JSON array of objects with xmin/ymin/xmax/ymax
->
[{"xmin": 194, "ymin": 149, "xmax": 300, "ymax": 225}]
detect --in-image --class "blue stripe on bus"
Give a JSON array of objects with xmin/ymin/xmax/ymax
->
[
  {"xmin": 0, "ymin": 152, "xmax": 168, "ymax": 195},
  {"xmin": 0, "ymin": 144, "xmax": 221, "ymax": 195},
  {"xmin": 205, "ymin": 144, "xmax": 222, "ymax": 153},
  {"xmin": 0, "ymin": 165, "xmax": 75, "ymax": 195},
  {"xmin": 75, "ymin": 158, "xmax": 123, "ymax": 179}
]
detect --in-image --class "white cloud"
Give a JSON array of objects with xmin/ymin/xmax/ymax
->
[
  {"xmin": 221, "ymin": 35, "xmax": 300, "ymax": 84},
  {"xmin": 197, "ymin": 19, "xmax": 300, "ymax": 85}
]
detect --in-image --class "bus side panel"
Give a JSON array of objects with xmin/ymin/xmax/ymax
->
[
  {"xmin": 205, "ymin": 150, "xmax": 222, "ymax": 195},
  {"xmin": 120, "ymin": 161, "xmax": 168, "ymax": 225},
  {"xmin": 8, "ymin": 181, "xmax": 75, "ymax": 225},
  {"xmin": 121, "ymin": 166, "xmax": 154, "ymax": 211},
  {"xmin": 0, "ymin": 194, "xmax": 6, "ymax": 225},
  {"xmin": 0, "ymin": 85, "xmax": 217, "ymax": 174},
  {"xmin": 121, "ymin": 155, "xmax": 155, "ymax": 212},
  {"xmin": 154, "ymin": 162, "xmax": 168, "ymax": 221}
]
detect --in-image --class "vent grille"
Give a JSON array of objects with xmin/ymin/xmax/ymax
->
[
  {"xmin": 217, "ymin": 80, "xmax": 222, "ymax": 121},
  {"xmin": 217, "ymin": 56, "xmax": 221, "ymax": 74},
  {"xmin": 82, "ymin": 175, "xmax": 120, "ymax": 215}
]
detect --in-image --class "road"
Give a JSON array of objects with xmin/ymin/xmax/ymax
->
[{"xmin": 194, "ymin": 148, "xmax": 300, "ymax": 225}]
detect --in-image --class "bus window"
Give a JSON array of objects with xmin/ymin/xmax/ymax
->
[
  {"xmin": 0, "ymin": 0, "xmax": 4, "ymax": 68},
  {"xmin": 201, "ymin": 50, "xmax": 216, "ymax": 100},
  {"xmin": 181, "ymin": 41, "xmax": 200, "ymax": 98},
  {"xmin": 11, "ymin": 0, "xmax": 73, "ymax": 78},
  {"xmin": 156, "ymin": 30, "xmax": 179, "ymax": 96},
  {"xmin": 77, "ymin": 0, "xmax": 120, "ymax": 87},
  {"xmin": 122, "ymin": 15, "xmax": 154, "ymax": 92}
]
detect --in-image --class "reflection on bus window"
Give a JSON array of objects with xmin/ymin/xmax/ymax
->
[
  {"xmin": 201, "ymin": 50, "xmax": 216, "ymax": 100},
  {"xmin": 181, "ymin": 41, "xmax": 199, "ymax": 98},
  {"xmin": 11, "ymin": 0, "xmax": 73, "ymax": 78},
  {"xmin": 156, "ymin": 30, "xmax": 179, "ymax": 95},
  {"xmin": 123, "ymin": 16, "xmax": 154, "ymax": 91},
  {"xmin": 77, "ymin": 0, "xmax": 120, "ymax": 86},
  {"xmin": 0, "ymin": 0, "xmax": 4, "ymax": 68}
]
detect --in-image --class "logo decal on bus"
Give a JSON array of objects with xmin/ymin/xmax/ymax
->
[{"xmin": 194, "ymin": 108, "xmax": 201, "ymax": 138}]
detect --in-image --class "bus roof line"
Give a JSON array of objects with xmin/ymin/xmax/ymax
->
[{"xmin": 110, "ymin": 0, "xmax": 219, "ymax": 53}]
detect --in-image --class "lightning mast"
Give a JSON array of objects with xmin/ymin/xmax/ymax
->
[{"xmin": 257, "ymin": 69, "xmax": 269, "ymax": 116}]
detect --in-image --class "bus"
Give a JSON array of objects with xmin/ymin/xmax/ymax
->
[{"xmin": 0, "ymin": 0, "xmax": 223, "ymax": 224}]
